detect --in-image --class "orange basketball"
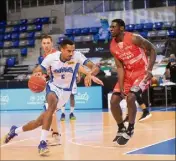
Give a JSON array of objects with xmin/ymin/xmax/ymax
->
[
  {"xmin": 28, "ymin": 75, "xmax": 46, "ymax": 93},
  {"xmin": 151, "ymin": 77, "xmax": 158, "ymax": 86}
]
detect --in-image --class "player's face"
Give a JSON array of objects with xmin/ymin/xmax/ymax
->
[
  {"xmin": 61, "ymin": 44, "xmax": 75, "ymax": 61},
  {"xmin": 110, "ymin": 22, "xmax": 121, "ymax": 37},
  {"xmin": 41, "ymin": 38, "xmax": 53, "ymax": 53}
]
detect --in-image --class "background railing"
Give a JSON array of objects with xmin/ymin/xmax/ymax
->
[{"xmin": 6, "ymin": 0, "xmax": 176, "ymax": 15}]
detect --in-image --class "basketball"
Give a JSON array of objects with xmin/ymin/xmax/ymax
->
[
  {"xmin": 151, "ymin": 77, "xmax": 158, "ymax": 86},
  {"xmin": 28, "ymin": 75, "xmax": 46, "ymax": 93}
]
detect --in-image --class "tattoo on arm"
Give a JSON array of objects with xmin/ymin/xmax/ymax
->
[
  {"xmin": 132, "ymin": 34, "xmax": 156, "ymax": 71},
  {"xmin": 133, "ymin": 34, "xmax": 156, "ymax": 53}
]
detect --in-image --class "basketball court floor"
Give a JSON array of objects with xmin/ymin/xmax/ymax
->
[{"xmin": 0, "ymin": 107, "xmax": 175, "ymax": 160}]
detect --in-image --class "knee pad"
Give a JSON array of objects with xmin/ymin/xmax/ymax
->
[
  {"xmin": 112, "ymin": 92, "xmax": 121, "ymax": 96},
  {"xmin": 112, "ymin": 92, "xmax": 125, "ymax": 99},
  {"xmin": 130, "ymin": 86, "xmax": 142, "ymax": 98}
]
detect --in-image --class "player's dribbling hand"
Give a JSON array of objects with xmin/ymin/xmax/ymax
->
[
  {"xmin": 91, "ymin": 76, "xmax": 104, "ymax": 86},
  {"xmin": 32, "ymin": 72, "xmax": 46, "ymax": 81}
]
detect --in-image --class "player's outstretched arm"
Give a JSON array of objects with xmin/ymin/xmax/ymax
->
[
  {"xmin": 84, "ymin": 60, "xmax": 100, "ymax": 76},
  {"xmin": 78, "ymin": 65, "xmax": 104, "ymax": 87}
]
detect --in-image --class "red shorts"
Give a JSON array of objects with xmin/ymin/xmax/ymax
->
[{"xmin": 113, "ymin": 70, "xmax": 150, "ymax": 95}]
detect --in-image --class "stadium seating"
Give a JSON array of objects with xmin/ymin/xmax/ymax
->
[
  {"xmin": 0, "ymin": 16, "xmax": 56, "ymax": 51},
  {"xmin": 20, "ymin": 48, "xmax": 28, "ymax": 56},
  {"xmin": 63, "ymin": 21, "xmax": 175, "ymax": 43}
]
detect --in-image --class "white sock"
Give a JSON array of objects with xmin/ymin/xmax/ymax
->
[
  {"xmin": 125, "ymin": 106, "xmax": 128, "ymax": 115},
  {"xmin": 70, "ymin": 106, "xmax": 74, "ymax": 113},
  {"xmin": 61, "ymin": 106, "xmax": 65, "ymax": 113},
  {"xmin": 45, "ymin": 103, "xmax": 48, "ymax": 110},
  {"xmin": 15, "ymin": 126, "xmax": 23, "ymax": 134},
  {"xmin": 40, "ymin": 129, "xmax": 49, "ymax": 142}
]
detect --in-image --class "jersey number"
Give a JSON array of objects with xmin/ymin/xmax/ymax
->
[{"xmin": 61, "ymin": 74, "xmax": 65, "ymax": 79}]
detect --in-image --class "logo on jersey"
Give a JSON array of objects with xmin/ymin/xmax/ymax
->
[
  {"xmin": 54, "ymin": 67, "xmax": 73, "ymax": 73},
  {"xmin": 67, "ymin": 61, "xmax": 75, "ymax": 65}
]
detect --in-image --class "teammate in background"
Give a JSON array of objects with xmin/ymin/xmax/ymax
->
[
  {"xmin": 39, "ymin": 35, "xmax": 60, "ymax": 145},
  {"xmin": 0, "ymin": 39, "xmax": 103, "ymax": 156},
  {"xmin": 110, "ymin": 19, "xmax": 156, "ymax": 145},
  {"xmin": 60, "ymin": 72, "xmax": 81, "ymax": 121}
]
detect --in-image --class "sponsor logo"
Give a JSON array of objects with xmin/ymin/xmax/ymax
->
[
  {"xmin": 54, "ymin": 67, "xmax": 73, "ymax": 73},
  {"xmin": 75, "ymin": 92, "xmax": 89, "ymax": 103},
  {"xmin": 67, "ymin": 61, "xmax": 75, "ymax": 65},
  {"xmin": 27, "ymin": 95, "xmax": 45, "ymax": 105},
  {"xmin": 75, "ymin": 48, "xmax": 90, "ymax": 54},
  {"xmin": 95, "ymin": 47, "xmax": 104, "ymax": 52},
  {"xmin": 0, "ymin": 94, "xmax": 9, "ymax": 105}
]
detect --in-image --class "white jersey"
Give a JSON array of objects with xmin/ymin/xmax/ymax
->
[{"xmin": 41, "ymin": 51, "xmax": 88, "ymax": 91}]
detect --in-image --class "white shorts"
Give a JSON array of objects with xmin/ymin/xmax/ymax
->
[
  {"xmin": 71, "ymin": 81, "xmax": 77, "ymax": 95},
  {"xmin": 44, "ymin": 82, "xmax": 71, "ymax": 111}
]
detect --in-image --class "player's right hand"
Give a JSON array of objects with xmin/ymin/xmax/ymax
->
[
  {"xmin": 84, "ymin": 74, "xmax": 92, "ymax": 87},
  {"xmin": 91, "ymin": 76, "xmax": 104, "ymax": 86},
  {"xmin": 120, "ymin": 89, "xmax": 126, "ymax": 99},
  {"xmin": 32, "ymin": 72, "xmax": 46, "ymax": 81}
]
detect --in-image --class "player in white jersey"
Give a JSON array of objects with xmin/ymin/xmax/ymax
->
[
  {"xmin": 1, "ymin": 39, "xmax": 103, "ymax": 156},
  {"xmin": 60, "ymin": 74, "xmax": 80, "ymax": 121}
]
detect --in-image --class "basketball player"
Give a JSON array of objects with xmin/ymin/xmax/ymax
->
[
  {"xmin": 1, "ymin": 39, "xmax": 103, "ymax": 156},
  {"xmin": 39, "ymin": 35, "xmax": 60, "ymax": 146},
  {"xmin": 110, "ymin": 19, "xmax": 156, "ymax": 145}
]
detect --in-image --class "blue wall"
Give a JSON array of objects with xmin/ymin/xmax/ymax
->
[{"xmin": 0, "ymin": 86, "xmax": 102, "ymax": 111}]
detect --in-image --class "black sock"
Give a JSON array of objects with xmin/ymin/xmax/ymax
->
[
  {"xmin": 128, "ymin": 123, "xmax": 134, "ymax": 131},
  {"xmin": 143, "ymin": 108, "xmax": 149, "ymax": 113},
  {"xmin": 118, "ymin": 122, "xmax": 125, "ymax": 130}
]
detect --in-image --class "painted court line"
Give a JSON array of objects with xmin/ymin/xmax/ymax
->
[
  {"xmin": 0, "ymin": 120, "xmax": 174, "ymax": 149},
  {"xmin": 68, "ymin": 127, "xmax": 164, "ymax": 150},
  {"xmin": 124, "ymin": 137, "xmax": 176, "ymax": 155},
  {"xmin": 0, "ymin": 137, "xmax": 36, "ymax": 148}
]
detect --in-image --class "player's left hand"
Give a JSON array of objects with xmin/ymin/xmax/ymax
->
[
  {"xmin": 91, "ymin": 76, "xmax": 104, "ymax": 86},
  {"xmin": 144, "ymin": 70, "xmax": 153, "ymax": 83}
]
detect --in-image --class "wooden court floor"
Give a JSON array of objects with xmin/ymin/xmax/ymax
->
[{"xmin": 0, "ymin": 109, "xmax": 175, "ymax": 160}]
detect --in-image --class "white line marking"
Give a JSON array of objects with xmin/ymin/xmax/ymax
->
[
  {"xmin": 0, "ymin": 137, "xmax": 36, "ymax": 148},
  {"xmin": 67, "ymin": 128, "xmax": 164, "ymax": 150}
]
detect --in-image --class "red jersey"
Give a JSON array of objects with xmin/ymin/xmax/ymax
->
[
  {"xmin": 43, "ymin": 48, "xmax": 57, "ymax": 58},
  {"xmin": 110, "ymin": 32, "xmax": 148, "ymax": 72}
]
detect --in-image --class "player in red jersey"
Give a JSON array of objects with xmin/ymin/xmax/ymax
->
[{"xmin": 109, "ymin": 19, "xmax": 156, "ymax": 145}]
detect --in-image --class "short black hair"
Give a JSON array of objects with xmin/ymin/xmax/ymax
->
[
  {"xmin": 112, "ymin": 19, "xmax": 125, "ymax": 28},
  {"xmin": 60, "ymin": 39, "xmax": 74, "ymax": 48}
]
